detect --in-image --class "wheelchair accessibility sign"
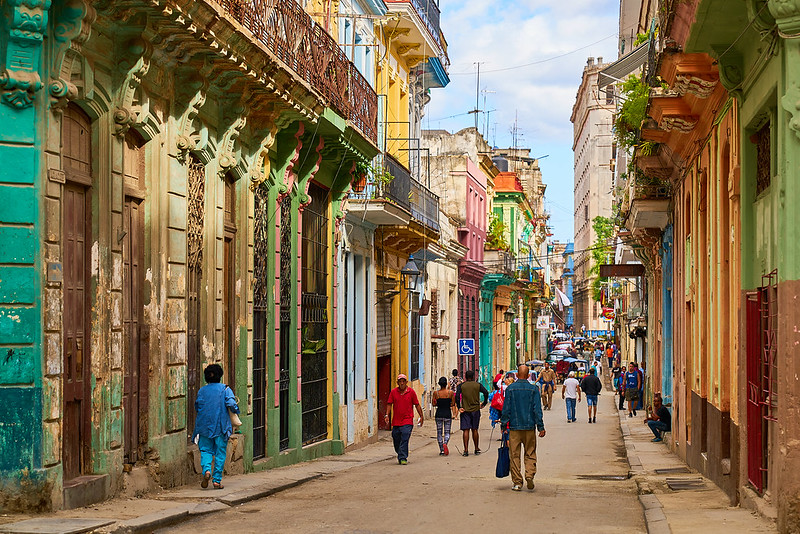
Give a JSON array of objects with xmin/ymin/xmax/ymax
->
[{"xmin": 458, "ymin": 338, "xmax": 475, "ymax": 356}]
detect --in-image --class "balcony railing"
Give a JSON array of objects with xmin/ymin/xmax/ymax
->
[
  {"xmin": 220, "ymin": 0, "xmax": 378, "ymax": 144},
  {"xmin": 484, "ymin": 249, "xmax": 515, "ymax": 277},
  {"xmin": 386, "ymin": 0, "xmax": 442, "ymax": 48},
  {"xmin": 349, "ymin": 155, "xmax": 439, "ymax": 232}
]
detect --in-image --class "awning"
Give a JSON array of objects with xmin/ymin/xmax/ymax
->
[{"xmin": 598, "ymin": 42, "xmax": 650, "ymax": 88}]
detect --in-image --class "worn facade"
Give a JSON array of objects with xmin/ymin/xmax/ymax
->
[{"xmin": 0, "ymin": 0, "xmax": 378, "ymax": 511}]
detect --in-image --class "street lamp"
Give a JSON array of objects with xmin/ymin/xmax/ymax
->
[
  {"xmin": 400, "ymin": 255, "xmax": 421, "ymax": 291},
  {"xmin": 504, "ymin": 309, "xmax": 515, "ymax": 322}
]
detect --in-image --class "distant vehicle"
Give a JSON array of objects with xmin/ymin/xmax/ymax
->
[
  {"xmin": 547, "ymin": 349, "xmax": 570, "ymax": 363},
  {"xmin": 555, "ymin": 342, "xmax": 574, "ymax": 351}
]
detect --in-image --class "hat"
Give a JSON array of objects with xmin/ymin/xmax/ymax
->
[
  {"xmin": 568, "ymin": 371, "xmax": 576, "ymax": 377},
  {"xmin": 397, "ymin": 374, "xmax": 408, "ymax": 381}
]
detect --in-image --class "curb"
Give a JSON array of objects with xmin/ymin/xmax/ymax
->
[{"xmin": 615, "ymin": 401, "xmax": 671, "ymax": 534}]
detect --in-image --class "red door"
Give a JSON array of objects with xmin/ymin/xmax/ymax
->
[
  {"xmin": 63, "ymin": 184, "xmax": 90, "ymax": 480},
  {"xmin": 745, "ymin": 293, "xmax": 764, "ymax": 492}
]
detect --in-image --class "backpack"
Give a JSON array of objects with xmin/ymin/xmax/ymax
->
[{"xmin": 491, "ymin": 390, "xmax": 505, "ymax": 411}]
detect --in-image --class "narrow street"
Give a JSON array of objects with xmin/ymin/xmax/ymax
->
[{"xmin": 160, "ymin": 393, "xmax": 644, "ymax": 533}]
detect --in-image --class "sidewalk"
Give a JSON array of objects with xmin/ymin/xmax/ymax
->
[
  {"xmin": 0, "ymin": 425, "xmax": 438, "ymax": 534},
  {"xmin": 617, "ymin": 400, "xmax": 776, "ymax": 534}
]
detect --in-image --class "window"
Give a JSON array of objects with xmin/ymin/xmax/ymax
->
[
  {"xmin": 584, "ymin": 204, "xmax": 589, "ymax": 222},
  {"xmin": 752, "ymin": 121, "xmax": 771, "ymax": 196},
  {"xmin": 410, "ymin": 309, "xmax": 421, "ymax": 381}
]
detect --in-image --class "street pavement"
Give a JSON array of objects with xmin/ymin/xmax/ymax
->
[
  {"xmin": 160, "ymin": 389, "xmax": 644, "ymax": 533},
  {"xmin": 0, "ymin": 377, "xmax": 778, "ymax": 534}
]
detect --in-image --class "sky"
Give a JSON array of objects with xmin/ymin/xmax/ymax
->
[{"xmin": 423, "ymin": 0, "xmax": 621, "ymax": 243}]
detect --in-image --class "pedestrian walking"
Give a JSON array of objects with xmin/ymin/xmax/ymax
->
[
  {"xmin": 384, "ymin": 374, "xmax": 424, "ymax": 464},
  {"xmin": 580, "ymin": 367, "xmax": 602, "ymax": 423},
  {"xmin": 644, "ymin": 394, "xmax": 672, "ymax": 442},
  {"xmin": 623, "ymin": 362, "xmax": 641, "ymax": 417},
  {"xmin": 432, "ymin": 377, "xmax": 457, "ymax": 455},
  {"xmin": 449, "ymin": 369, "xmax": 463, "ymax": 397},
  {"xmin": 500, "ymin": 364, "xmax": 546, "ymax": 492},
  {"xmin": 606, "ymin": 345, "xmax": 614, "ymax": 369},
  {"xmin": 455, "ymin": 370, "xmax": 489, "ymax": 456},
  {"xmin": 538, "ymin": 362, "xmax": 557, "ymax": 410},
  {"xmin": 561, "ymin": 371, "xmax": 581, "ymax": 423},
  {"xmin": 193, "ymin": 364, "xmax": 240, "ymax": 490}
]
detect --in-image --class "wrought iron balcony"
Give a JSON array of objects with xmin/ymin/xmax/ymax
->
[
  {"xmin": 385, "ymin": 0, "xmax": 442, "ymax": 48},
  {"xmin": 484, "ymin": 249, "xmax": 515, "ymax": 277},
  {"xmin": 219, "ymin": 0, "xmax": 378, "ymax": 144}
]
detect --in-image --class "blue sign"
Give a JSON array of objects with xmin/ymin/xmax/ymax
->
[{"xmin": 458, "ymin": 338, "xmax": 475, "ymax": 356}]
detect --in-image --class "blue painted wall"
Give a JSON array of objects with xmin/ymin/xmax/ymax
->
[{"xmin": 661, "ymin": 226, "xmax": 673, "ymax": 405}]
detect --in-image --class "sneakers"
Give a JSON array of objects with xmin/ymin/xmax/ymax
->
[
  {"xmin": 474, "ymin": 448, "xmax": 482, "ymax": 455},
  {"xmin": 628, "ymin": 413, "xmax": 633, "ymax": 418},
  {"xmin": 588, "ymin": 419, "xmax": 592, "ymax": 423},
  {"xmin": 443, "ymin": 443, "xmax": 449, "ymax": 456},
  {"xmin": 633, "ymin": 410, "xmax": 637, "ymax": 416},
  {"xmin": 651, "ymin": 437, "xmax": 662, "ymax": 443},
  {"xmin": 399, "ymin": 459, "xmax": 408, "ymax": 465},
  {"xmin": 592, "ymin": 417, "xmax": 596, "ymax": 423},
  {"xmin": 511, "ymin": 484, "xmax": 522, "ymax": 491},
  {"xmin": 526, "ymin": 478, "xmax": 535, "ymax": 490},
  {"xmin": 201, "ymin": 471, "xmax": 211, "ymax": 489},
  {"xmin": 439, "ymin": 451, "xmax": 445, "ymax": 456},
  {"xmin": 462, "ymin": 451, "xmax": 469, "ymax": 457}
]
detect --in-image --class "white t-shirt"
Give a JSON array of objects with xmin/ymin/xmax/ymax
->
[{"xmin": 563, "ymin": 377, "xmax": 580, "ymax": 399}]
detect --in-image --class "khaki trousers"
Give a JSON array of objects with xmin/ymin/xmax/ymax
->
[
  {"xmin": 509, "ymin": 430, "xmax": 537, "ymax": 486},
  {"xmin": 541, "ymin": 387, "xmax": 553, "ymax": 409}
]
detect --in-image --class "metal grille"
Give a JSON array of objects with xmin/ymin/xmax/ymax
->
[
  {"xmin": 301, "ymin": 184, "xmax": 329, "ymax": 445},
  {"xmin": 430, "ymin": 289, "xmax": 439, "ymax": 332},
  {"xmin": 218, "ymin": 0, "xmax": 377, "ymax": 144},
  {"xmin": 754, "ymin": 121, "xmax": 771, "ymax": 196},
  {"xmin": 252, "ymin": 185, "xmax": 269, "ymax": 459},
  {"xmin": 759, "ymin": 270, "xmax": 778, "ymax": 422},
  {"xmin": 187, "ymin": 156, "xmax": 205, "ymax": 273},
  {"xmin": 279, "ymin": 198, "xmax": 293, "ymax": 451},
  {"xmin": 186, "ymin": 155, "xmax": 205, "ymax": 437}
]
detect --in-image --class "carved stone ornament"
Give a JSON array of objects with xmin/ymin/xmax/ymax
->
[
  {"xmin": 0, "ymin": 0, "xmax": 52, "ymax": 109},
  {"xmin": 781, "ymin": 81, "xmax": 800, "ymax": 141},
  {"xmin": 673, "ymin": 74, "xmax": 718, "ymax": 98},
  {"xmin": 769, "ymin": 0, "xmax": 800, "ymax": 34},
  {"xmin": 660, "ymin": 115, "xmax": 699, "ymax": 133},
  {"xmin": 217, "ymin": 98, "xmax": 248, "ymax": 178}
]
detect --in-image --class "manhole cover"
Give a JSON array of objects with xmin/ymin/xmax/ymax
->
[
  {"xmin": 666, "ymin": 476, "xmax": 705, "ymax": 490},
  {"xmin": 575, "ymin": 474, "xmax": 630, "ymax": 481},
  {"xmin": 655, "ymin": 467, "xmax": 691, "ymax": 474}
]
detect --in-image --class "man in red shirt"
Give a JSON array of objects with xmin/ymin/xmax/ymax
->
[{"xmin": 384, "ymin": 374, "xmax": 424, "ymax": 464}]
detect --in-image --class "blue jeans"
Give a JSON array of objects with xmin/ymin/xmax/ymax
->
[
  {"xmin": 565, "ymin": 398, "xmax": 576, "ymax": 421},
  {"xmin": 391, "ymin": 424, "xmax": 413, "ymax": 461},
  {"xmin": 648, "ymin": 420, "xmax": 668, "ymax": 439},
  {"xmin": 198, "ymin": 434, "xmax": 229, "ymax": 483}
]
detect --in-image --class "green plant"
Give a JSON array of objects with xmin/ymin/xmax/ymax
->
[
  {"xmin": 301, "ymin": 326, "xmax": 325, "ymax": 355},
  {"xmin": 356, "ymin": 160, "xmax": 394, "ymax": 188},
  {"xmin": 633, "ymin": 31, "xmax": 650, "ymax": 47},
  {"xmin": 588, "ymin": 216, "xmax": 615, "ymax": 304},
  {"xmin": 486, "ymin": 215, "xmax": 510, "ymax": 251},
  {"xmin": 613, "ymin": 74, "xmax": 650, "ymax": 151}
]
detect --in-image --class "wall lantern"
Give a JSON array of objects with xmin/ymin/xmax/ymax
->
[
  {"xmin": 504, "ymin": 309, "xmax": 515, "ymax": 322},
  {"xmin": 400, "ymin": 255, "xmax": 421, "ymax": 291}
]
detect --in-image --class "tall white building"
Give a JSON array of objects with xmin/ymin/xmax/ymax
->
[{"xmin": 570, "ymin": 57, "xmax": 615, "ymax": 333}]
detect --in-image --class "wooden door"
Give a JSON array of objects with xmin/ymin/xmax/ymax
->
[
  {"xmin": 63, "ymin": 184, "xmax": 90, "ymax": 480},
  {"xmin": 123, "ymin": 198, "xmax": 147, "ymax": 462}
]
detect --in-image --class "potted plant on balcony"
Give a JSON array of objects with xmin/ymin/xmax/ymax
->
[{"xmin": 353, "ymin": 161, "xmax": 370, "ymax": 193}]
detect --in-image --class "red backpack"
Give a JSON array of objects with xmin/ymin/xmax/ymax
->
[{"xmin": 491, "ymin": 390, "xmax": 505, "ymax": 411}]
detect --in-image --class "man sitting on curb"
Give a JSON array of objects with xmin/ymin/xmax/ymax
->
[{"xmin": 644, "ymin": 394, "xmax": 671, "ymax": 442}]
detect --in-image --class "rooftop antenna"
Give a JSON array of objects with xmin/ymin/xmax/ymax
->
[
  {"xmin": 481, "ymin": 88, "xmax": 495, "ymax": 139},
  {"xmin": 468, "ymin": 62, "xmax": 484, "ymax": 129}
]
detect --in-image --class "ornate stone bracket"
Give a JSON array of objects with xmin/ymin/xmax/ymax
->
[
  {"xmin": 48, "ymin": 0, "xmax": 95, "ymax": 111},
  {"xmin": 217, "ymin": 108, "xmax": 248, "ymax": 178},
  {"xmin": 175, "ymin": 86, "xmax": 207, "ymax": 163},
  {"xmin": 781, "ymin": 81, "xmax": 800, "ymax": 141},
  {"xmin": 247, "ymin": 127, "xmax": 278, "ymax": 191},
  {"xmin": 0, "ymin": 0, "xmax": 52, "ymax": 109},
  {"xmin": 296, "ymin": 136, "xmax": 325, "ymax": 208},
  {"xmin": 113, "ymin": 40, "xmax": 152, "ymax": 137}
]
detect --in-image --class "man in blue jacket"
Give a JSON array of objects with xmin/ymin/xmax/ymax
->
[{"xmin": 500, "ymin": 364, "xmax": 546, "ymax": 491}]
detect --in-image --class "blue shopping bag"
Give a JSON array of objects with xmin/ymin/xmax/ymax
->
[{"xmin": 496, "ymin": 434, "xmax": 510, "ymax": 478}]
